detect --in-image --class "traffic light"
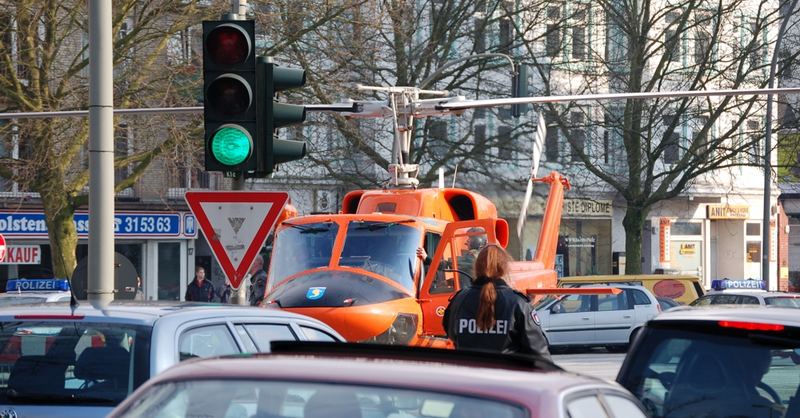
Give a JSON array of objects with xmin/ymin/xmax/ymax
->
[
  {"xmin": 202, "ymin": 20, "xmax": 257, "ymax": 173},
  {"xmin": 512, "ymin": 63, "xmax": 529, "ymax": 118},
  {"xmin": 259, "ymin": 59, "xmax": 307, "ymax": 175}
]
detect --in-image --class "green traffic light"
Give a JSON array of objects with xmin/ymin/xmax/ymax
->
[{"xmin": 210, "ymin": 125, "xmax": 252, "ymax": 166}]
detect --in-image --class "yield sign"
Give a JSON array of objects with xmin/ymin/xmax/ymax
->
[{"xmin": 185, "ymin": 191, "xmax": 289, "ymax": 289}]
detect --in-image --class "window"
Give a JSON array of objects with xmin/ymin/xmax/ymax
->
[
  {"xmin": 179, "ymin": 325, "xmax": 239, "ymax": 361},
  {"xmin": 233, "ymin": 325, "xmax": 258, "ymax": 352},
  {"xmin": 242, "ymin": 324, "xmax": 296, "ymax": 351},
  {"xmin": 474, "ymin": 124, "xmax": 486, "ymax": 145},
  {"xmin": 598, "ymin": 292, "xmax": 630, "ymax": 311},
  {"xmin": 300, "ymin": 326, "xmax": 337, "ymax": 342},
  {"xmin": 498, "ymin": 126, "xmax": 513, "ymax": 160},
  {"xmin": 545, "ymin": 110, "xmax": 560, "ymax": 161},
  {"xmin": 746, "ymin": 222, "xmax": 761, "ymax": 236},
  {"xmin": 553, "ymin": 294, "xmax": 592, "ymax": 313},
  {"xmin": 604, "ymin": 395, "xmax": 648, "ymax": 417},
  {"xmin": 738, "ymin": 295, "xmax": 759, "ymax": 305},
  {"xmin": 672, "ymin": 222, "xmax": 701, "ymax": 235},
  {"xmin": 665, "ymin": 11, "xmax": 681, "ymax": 62},
  {"xmin": 566, "ymin": 396, "xmax": 609, "ymax": 418},
  {"xmin": 572, "ymin": 6, "xmax": 587, "ymax": 60},
  {"xmin": 746, "ymin": 241, "xmax": 761, "ymax": 263},
  {"xmin": 663, "ymin": 114, "xmax": 680, "ymax": 164},
  {"xmin": 746, "ymin": 119, "xmax": 761, "ymax": 165},
  {"xmin": 632, "ymin": 289, "xmax": 652, "ymax": 305},
  {"xmin": 546, "ymin": 5, "xmax": 562, "ymax": 57},
  {"xmin": 499, "ymin": 17, "xmax": 512, "ymax": 55},
  {"xmin": 473, "ymin": 17, "xmax": 486, "ymax": 53},
  {"xmin": 570, "ymin": 111, "xmax": 585, "ymax": 161},
  {"xmin": 691, "ymin": 115, "xmax": 710, "ymax": 161},
  {"xmin": 749, "ymin": 20, "xmax": 762, "ymax": 69},
  {"xmin": 694, "ymin": 12, "xmax": 712, "ymax": 65}
]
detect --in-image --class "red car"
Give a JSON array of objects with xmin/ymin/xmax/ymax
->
[{"xmin": 109, "ymin": 343, "xmax": 647, "ymax": 418}]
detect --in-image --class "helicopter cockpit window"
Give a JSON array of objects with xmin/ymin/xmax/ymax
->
[
  {"xmin": 270, "ymin": 222, "xmax": 338, "ymax": 285},
  {"xmin": 340, "ymin": 221, "xmax": 422, "ymax": 292},
  {"xmin": 452, "ymin": 227, "xmax": 486, "ymax": 289}
]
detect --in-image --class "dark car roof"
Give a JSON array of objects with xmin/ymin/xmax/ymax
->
[
  {"xmin": 651, "ymin": 305, "xmax": 800, "ymax": 327},
  {"xmin": 149, "ymin": 353, "xmax": 614, "ymax": 405}
]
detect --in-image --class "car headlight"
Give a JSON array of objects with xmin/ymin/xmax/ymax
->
[{"xmin": 364, "ymin": 313, "xmax": 418, "ymax": 345}]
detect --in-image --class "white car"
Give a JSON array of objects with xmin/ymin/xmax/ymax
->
[
  {"xmin": 691, "ymin": 279, "xmax": 800, "ymax": 308},
  {"xmin": 535, "ymin": 284, "xmax": 661, "ymax": 350},
  {"xmin": 0, "ymin": 300, "xmax": 344, "ymax": 418}
]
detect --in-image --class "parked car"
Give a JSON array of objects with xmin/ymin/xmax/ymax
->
[
  {"xmin": 617, "ymin": 306, "xmax": 800, "ymax": 418},
  {"xmin": 0, "ymin": 278, "xmax": 73, "ymax": 307},
  {"xmin": 109, "ymin": 342, "xmax": 648, "ymax": 418},
  {"xmin": 559, "ymin": 274, "xmax": 704, "ymax": 305},
  {"xmin": 534, "ymin": 284, "xmax": 661, "ymax": 351},
  {"xmin": 0, "ymin": 301, "xmax": 344, "ymax": 418},
  {"xmin": 689, "ymin": 279, "xmax": 800, "ymax": 308}
]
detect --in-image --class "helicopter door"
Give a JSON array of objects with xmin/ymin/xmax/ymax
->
[{"xmin": 419, "ymin": 219, "xmax": 504, "ymax": 337}]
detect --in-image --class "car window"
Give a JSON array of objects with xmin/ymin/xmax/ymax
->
[
  {"xmin": 765, "ymin": 297, "xmax": 800, "ymax": 308},
  {"xmin": 603, "ymin": 395, "xmax": 647, "ymax": 418},
  {"xmin": 115, "ymin": 380, "xmax": 529, "ymax": 418},
  {"xmin": 178, "ymin": 325, "xmax": 239, "ymax": 361},
  {"xmin": 566, "ymin": 395, "xmax": 609, "ymax": 418},
  {"xmin": 554, "ymin": 294, "xmax": 592, "ymax": 314},
  {"xmin": 0, "ymin": 296, "xmax": 47, "ymax": 306},
  {"xmin": 632, "ymin": 290, "xmax": 651, "ymax": 305},
  {"xmin": 242, "ymin": 324, "xmax": 297, "ymax": 351},
  {"xmin": 711, "ymin": 294, "xmax": 738, "ymax": 304},
  {"xmin": 618, "ymin": 326, "xmax": 800, "ymax": 418},
  {"xmin": 299, "ymin": 326, "xmax": 338, "ymax": 342},
  {"xmin": 598, "ymin": 292, "xmax": 629, "ymax": 311},
  {"xmin": 233, "ymin": 325, "xmax": 258, "ymax": 352},
  {"xmin": 0, "ymin": 321, "xmax": 150, "ymax": 405},
  {"xmin": 690, "ymin": 296, "xmax": 712, "ymax": 306},
  {"xmin": 738, "ymin": 295, "xmax": 759, "ymax": 305}
]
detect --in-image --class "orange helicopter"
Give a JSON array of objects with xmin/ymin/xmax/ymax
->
[{"xmin": 263, "ymin": 85, "xmax": 571, "ymax": 347}]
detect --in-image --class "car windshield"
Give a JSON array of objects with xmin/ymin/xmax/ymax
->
[
  {"xmin": 0, "ymin": 321, "xmax": 151, "ymax": 406},
  {"xmin": 339, "ymin": 221, "xmax": 421, "ymax": 292},
  {"xmin": 270, "ymin": 222, "xmax": 339, "ymax": 285},
  {"xmin": 114, "ymin": 379, "xmax": 527, "ymax": 418},
  {"xmin": 619, "ymin": 324, "xmax": 800, "ymax": 418},
  {"xmin": 765, "ymin": 296, "xmax": 800, "ymax": 308}
]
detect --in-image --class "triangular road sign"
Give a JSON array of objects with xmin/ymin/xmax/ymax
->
[{"xmin": 185, "ymin": 191, "xmax": 289, "ymax": 289}]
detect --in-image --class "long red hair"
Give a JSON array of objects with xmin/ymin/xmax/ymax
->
[{"xmin": 473, "ymin": 244, "xmax": 511, "ymax": 331}]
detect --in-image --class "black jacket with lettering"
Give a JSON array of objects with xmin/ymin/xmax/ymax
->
[{"xmin": 443, "ymin": 277, "xmax": 551, "ymax": 359}]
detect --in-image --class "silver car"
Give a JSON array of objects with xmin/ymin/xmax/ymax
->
[
  {"xmin": 535, "ymin": 284, "xmax": 661, "ymax": 350},
  {"xmin": 0, "ymin": 300, "xmax": 343, "ymax": 418}
]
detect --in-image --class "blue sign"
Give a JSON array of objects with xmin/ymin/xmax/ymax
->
[
  {"xmin": 711, "ymin": 279, "xmax": 766, "ymax": 291},
  {"xmin": 184, "ymin": 214, "xmax": 197, "ymax": 236},
  {"xmin": 306, "ymin": 287, "xmax": 326, "ymax": 300},
  {"xmin": 7, "ymin": 278, "xmax": 70, "ymax": 292},
  {"xmin": 0, "ymin": 212, "xmax": 185, "ymax": 237}
]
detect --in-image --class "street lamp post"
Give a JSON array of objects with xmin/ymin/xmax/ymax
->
[{"xmin": 763, "ymin": 0, "xmax": 799, "ymax": 289}]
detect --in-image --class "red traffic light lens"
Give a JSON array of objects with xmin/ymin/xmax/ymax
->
[
  {"xmin": 207, "ymin": 75, "xmax": 252, "ymax": 115},
  {"xmin": 206, "ymin": 25, "xmax": 250, "ymax": 66}
]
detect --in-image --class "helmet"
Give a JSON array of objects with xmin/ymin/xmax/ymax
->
[{"xmin": 467, "ymin": 227, "xmax": 487, "ymax": 250}]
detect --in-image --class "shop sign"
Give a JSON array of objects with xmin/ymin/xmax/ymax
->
[
  {"xmin": 563, "ymin": 199, "xmax": 612, "ymax": 217},
  {"xmin": 659, "ymin": 218, "xmax": 671, "ymax": 263},
  {"xmin": 564, "ymin": 236, "xmax": 596, "ymax": 248},
  {"xmin": 679, "ymin": 243, "xmax": 696, "ymax": 255},
  {"xmin": 707, "ymin": 204, "xmax": 749, "ymax": 219},
  {"xmin": 0, "ymin": 245, "xmax": 41, "ymax": 264},
  {"xmin": 0, "ymin": 212, "xmax": 187, "ymax": 238}
]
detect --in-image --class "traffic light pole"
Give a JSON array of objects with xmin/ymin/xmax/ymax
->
[
  {"xmin": 229, "ymin": 174, "xmax": 249, "ymax": 305},
  {"xmin": 87, "ymin": 0, "xmax": 115, "ymax": 308}
]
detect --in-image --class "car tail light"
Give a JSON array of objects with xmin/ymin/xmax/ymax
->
[{"xmin": 718, "ymin": 321, "xmax": 784, "ymax": 331}]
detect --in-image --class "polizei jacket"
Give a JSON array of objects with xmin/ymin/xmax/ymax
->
[{"xmin": 443, "ymin": 277, "xmax": 551, "ymax": 358}]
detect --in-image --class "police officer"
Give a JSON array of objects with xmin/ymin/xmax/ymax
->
[{"xmin": 443, "ymin": 244, "xmax": 550, "ymax": 358}]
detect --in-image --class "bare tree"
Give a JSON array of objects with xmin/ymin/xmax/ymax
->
[{"xmin": 512, "ymin": 0, "xmax": 799, "ymax": 273}]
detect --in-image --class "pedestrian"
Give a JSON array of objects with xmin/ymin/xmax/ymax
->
[
  {"xmin": 185, "ymin": 266, "xmax": 215, "ymax": 302},
  {"xmin": 443, "ymin": 244, "xmax": 551, "ymax": 358},
  {"xmin": 247, "ymin": 255, "xmax": 267, "ymax": 306},
  {"xmin": 218, "ymin": 277, "xmax": 233, "ymax": 303},
  {"xmin": 134, "ymin": 276, "xmax": 144, "ymax": 301}
]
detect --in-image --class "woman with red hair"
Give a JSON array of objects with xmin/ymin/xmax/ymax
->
[{"xmin": 443, "ymin": 244, "xmax": 550, "ymax": 358}]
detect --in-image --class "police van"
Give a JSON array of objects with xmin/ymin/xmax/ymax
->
[{"xmin": 0, "ymin": 278, "xmax": 73, "ymax": 307}]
